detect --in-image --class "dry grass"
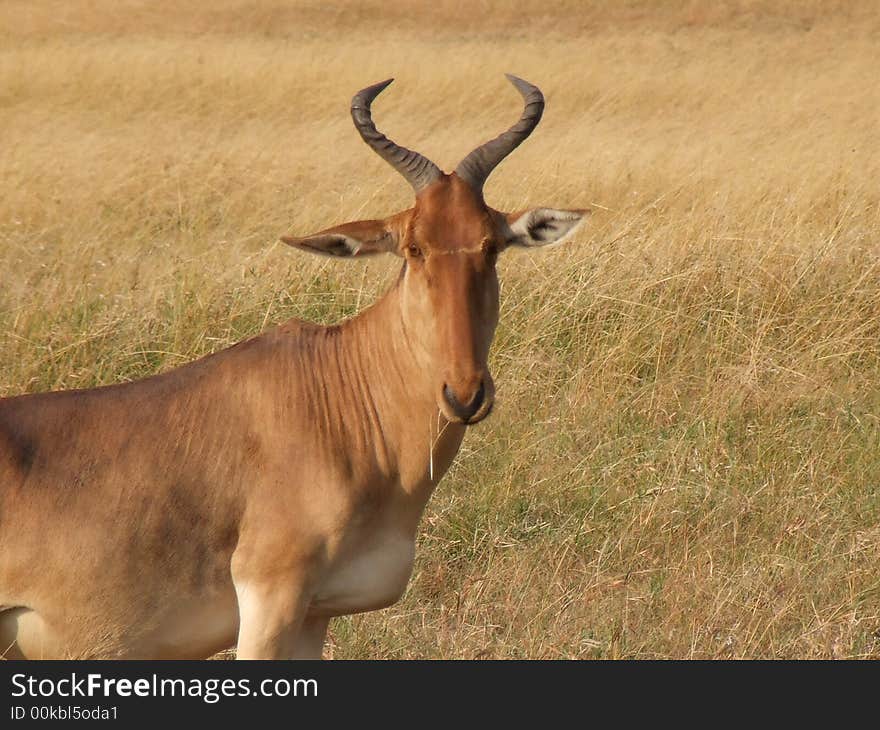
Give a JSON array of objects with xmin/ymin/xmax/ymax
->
[{"xmin": 2, "ymin": 0, "xmax": 880, "ymax": 658}]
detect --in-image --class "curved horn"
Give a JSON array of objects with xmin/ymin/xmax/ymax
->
[
  {"xmin": 351, "ymin": 79, "xmax": 442, "ymax": 194},
  {"xmin": 454, "ymin": 74, "xmax": 545, "ymax": 194}
]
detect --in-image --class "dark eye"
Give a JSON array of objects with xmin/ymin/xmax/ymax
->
[{"xmin": 407, "ymin": 243, "xmax": 422, "ymax": 257}]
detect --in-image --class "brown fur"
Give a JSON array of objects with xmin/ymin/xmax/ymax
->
[{"xmin": 0, "ymin": 152, "xmax": 586, "ymax": 660}]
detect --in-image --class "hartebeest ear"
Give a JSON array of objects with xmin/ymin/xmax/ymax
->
[
  {"xmin": 502, "ymin": 208, "xmax": 590, "ymax": 248},
  {"xmin": 281, "ymin": 218, "xmax": 400, "ymax": 258}
]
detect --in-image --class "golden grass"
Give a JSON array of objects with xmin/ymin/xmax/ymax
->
[{"xmin": 2, "ymin": 1, "xmax": 880, "ymax": 658}]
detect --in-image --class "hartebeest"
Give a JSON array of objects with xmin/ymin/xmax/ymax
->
[{"xmin": 0, "ymin": 75, "xmax": 587, "ymax": 659}]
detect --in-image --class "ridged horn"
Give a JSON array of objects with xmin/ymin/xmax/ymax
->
[
  {"xmin": 454, "ymin": 74, "xmax": 545, "ymax": 193},
  {"xmin": 350, "ymin": 79, "xmax": 442, "ymax": 194}
]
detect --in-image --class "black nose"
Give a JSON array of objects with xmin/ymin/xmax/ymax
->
[{"xmin": 443, "ymin": 381, "xmax": 485, "ymax": 422}]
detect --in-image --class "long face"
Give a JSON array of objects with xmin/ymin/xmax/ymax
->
[
  {"xmin": 399, "ymin": 176, "xmax": 501, "ymax": 424},
  {"xmin": 282, "ymin": 76, "xmax": 589, "ymax": 426}
]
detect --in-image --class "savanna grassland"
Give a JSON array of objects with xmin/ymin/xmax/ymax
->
[{"xmin": 2, "ymin": 1, "xmax": 880, "ymax": 658}]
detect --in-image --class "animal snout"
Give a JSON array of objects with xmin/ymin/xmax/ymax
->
[{"xmin": 442, "ymin": 380, "xmax": 486, "ymax": 423}]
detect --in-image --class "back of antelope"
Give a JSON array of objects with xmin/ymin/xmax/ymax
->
[{"xmin": 0, "ymin": 75, "xmax": 588, "ymax": 659}]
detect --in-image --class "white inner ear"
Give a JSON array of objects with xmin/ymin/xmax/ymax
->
[
  {"xmin": 508, "ymin": 208, "xmax": 587, "ymax": 248},
  {"xmin": 300, "ymin": 234, "xmax": 362, "ymax": 257}
]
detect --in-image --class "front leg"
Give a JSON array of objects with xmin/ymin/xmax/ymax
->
[
  {"xmin": 292, "ymin": 616, "xmax": 330, "ymax": 659},
  {"xmin": 233, "ymin": 577, "xmax": 311, "ymax": 660}
]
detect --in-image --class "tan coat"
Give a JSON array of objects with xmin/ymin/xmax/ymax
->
[{"xmin": 0, "ymin": 77, "xmax": 587, "ymax": 659}]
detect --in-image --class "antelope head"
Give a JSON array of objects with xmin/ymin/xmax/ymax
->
[{"xmin": 282, "ymin": 76, "xmax": 588, "ymax": 425}]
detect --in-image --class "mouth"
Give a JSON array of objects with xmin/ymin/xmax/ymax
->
[
  {"xmin": 436, "ymin": 373, "xmax": 496, "ymax": 425},
  {"xmin": 461, "ymin": 399, "xmax": 493, "ymax": 425},
  {"xmin": 437, "ymin": 391, "xmax": 495, "ymax": 425}
]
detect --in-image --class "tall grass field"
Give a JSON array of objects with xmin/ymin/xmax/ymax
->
[{"xmin": 1, "ymin": 1, "xmax": 879, "ymax": 658}]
